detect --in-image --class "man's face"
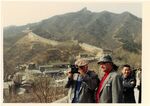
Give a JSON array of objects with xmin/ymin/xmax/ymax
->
[
  {"xmin": 78, "ymin": 65, "xmax": 88, "ymax": 74},
  {"xmin": 99, "ymin": 62, "xmax": 112, "ymax": 72},
  {"xmin": 122, "ymin": 67, "xmax": 131, "ymax": 78}
]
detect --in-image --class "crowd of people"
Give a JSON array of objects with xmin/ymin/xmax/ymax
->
[{"xmin": 65, "ymin": 55, "xmax": 141, "ymax": 103}]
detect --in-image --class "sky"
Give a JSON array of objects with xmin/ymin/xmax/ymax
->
[{"xmin": 1, "ymin": 1, "xmax": 142, "ymax": 27}]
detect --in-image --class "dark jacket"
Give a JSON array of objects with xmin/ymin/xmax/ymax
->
[
  {"xmin": 121, "ymin": 75, "xmax": 136, "ymax": 103},
  {"xmin": 65, "ymin": 70, "xmax": 100, "ymax": 103}
]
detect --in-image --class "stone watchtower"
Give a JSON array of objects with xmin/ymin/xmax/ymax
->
[{"xmin": 22, "ymin": 28, "xmax": 32, "ymax": 34}]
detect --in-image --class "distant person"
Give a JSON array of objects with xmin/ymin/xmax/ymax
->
[
  {"xmin": 121, "ymin": 64, "xmax": 136, "ymax": 103},
  {"xmin": 96, "ymin": 55, "xmax": 123, "ymax": 103},
  {"xmin": 65, "ymin": 58, "xmax": 99, "ymax": 103},
  {"xmin": 136, "ymin": 67, "xmax": 142, "ymax": 103}
]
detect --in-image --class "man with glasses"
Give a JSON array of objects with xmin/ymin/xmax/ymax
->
[
  {"xmin": 96, "ymin": 55, "xmax": 123, "ymax": 103},
  {"xmin": 65, "ymin": 58, "xmax": 99, "ymax": 103}
]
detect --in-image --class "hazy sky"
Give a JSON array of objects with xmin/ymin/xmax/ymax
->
[{"xmin": 2, "ymin": 1, "xmax": 142, "ymax": 27}]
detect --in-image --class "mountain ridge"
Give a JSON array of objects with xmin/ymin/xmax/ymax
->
[{"xmin": 3, "ymin": 8, "xmax": 142, "ymax": 78}]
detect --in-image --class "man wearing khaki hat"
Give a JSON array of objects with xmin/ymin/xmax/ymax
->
[
  {"xmin": 96, "ymin": 55, "xmax": 123, "ymax": 103},
  {"xmin": 65, "ymin": 58, "xmax": 99, "ymax": 103}
]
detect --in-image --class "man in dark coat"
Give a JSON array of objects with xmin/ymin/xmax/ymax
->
[
  {"xmin": 65, "ymin": 58, "xmax": 99, "ymax": 103},
  {"xmin": 121, "ymin": 64, "xmax": 136, "ymax": 103},
  {"xmin": 96, "ymin": 55, "xmax": 123, "ymax": 103}
]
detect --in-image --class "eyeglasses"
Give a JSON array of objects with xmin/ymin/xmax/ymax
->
[{"xmin": 78, "ymin": 66, "xmax": 85, "ymax": 69}]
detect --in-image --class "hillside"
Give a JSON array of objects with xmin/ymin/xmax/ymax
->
[
  {"xmin": 4, "ymin": 32, "xmax": 84, "ymax": 79},
  {"xmin": 4, "ymin": 8, "xmax": 142, "ymax": 52},
  {"xmin": 3, "ymin": 8, "xmax": 142, "ymax": 79}
]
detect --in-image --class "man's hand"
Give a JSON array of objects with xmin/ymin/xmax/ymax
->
[{"xmin": 66, "ymin": 69, "xmax": 73, "ymax": 78}]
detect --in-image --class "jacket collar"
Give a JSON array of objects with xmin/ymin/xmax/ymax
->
[{"xmin": 100, "ymin": 69, "xmax": 116, "ymax": 93}]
